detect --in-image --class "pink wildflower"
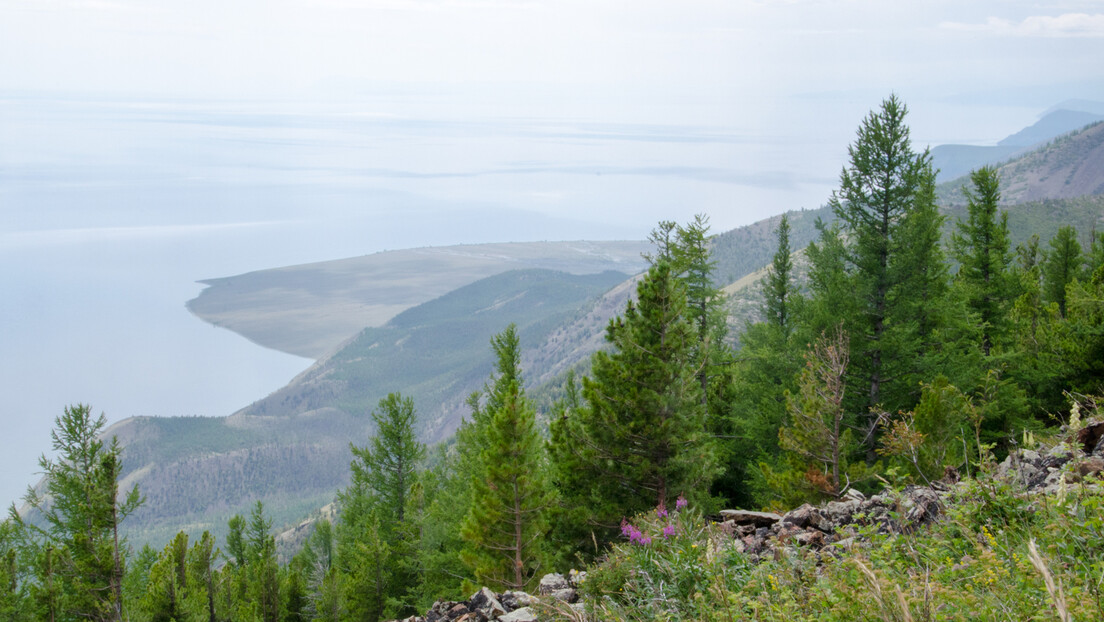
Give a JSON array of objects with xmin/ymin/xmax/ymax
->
[
  {"xmin": 656, "ymin": 504, "xmax": 668, "ymax": 519},
  {"xmin": 676, "ymin": 494, "xmax": 688, "ymax": 510},
  {"xmin": 662, "ymin": 524, "xmax": 676, "ymax": 539}
]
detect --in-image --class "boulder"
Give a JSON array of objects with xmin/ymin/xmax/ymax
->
[
  {"xmin": 499, "ymin": 591, "xmax": 537, "ymax": 611},
  {"xmin": 538, "ymin": 573, "xmax": 577, "ymax": 603},
  {"xmin": 1076, "ymin": 420, "xmax": 1104, "ymax": 455},
  {"xmin": 468, "ymin": 587, "xmax": 506, "ymax": 620},
  {"xmin": 782, "ymin": 504, "xmax": 827, "ymax": 531},
  {"xmin": 718, "ymin": 509, "xmax": 782, "ymax": 527}
]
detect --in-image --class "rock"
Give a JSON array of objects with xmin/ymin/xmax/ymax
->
[
  {"xmin": 538, "ymin": 573, "xmax": 571, "ymax": 594},
  {"xmin": 499, "ymin": 591, "xmax": 537, "ymax": 611},
  {"xmin": 1076, "ymin": 421, "xmax": 1104, "ymax": 455},
  {"xmin": 1074, "ymin": 456, "xmax": 1104, "ymax": 480},
  {"xmin": 782, "ymin": 504, "xmax": 827, "ymax": 531},
  {"xmin": 718, "ymin": 509, "xmax": 782, "ymax": 527},
  {"xmin": 795, "ymin": 530, "xmax": 824, "ymax": 547},
  {"xmin": 539, "ymin": 572, "xmax": 577, "ymax": 603},
  {"xmin": 468, "ymin": 587, "xmax": 506, "ymax": 619},
  {"xmin": 498, "ymin": 608, "xmax": 538, "ymax": 622},
  {"xmin": 843, "ymin": 488, "xmax": 866, "ymax": 502},
  {"xmin": 425, "ymin": 600, "xmax": 462, "ymax": 622},
  {"xmin": 823, "ymin": 499, "xmax": 860, "ymax": 526},
  {"xmin": 901, "ymin": 486, "xmax": 941, "ymax": 531}
]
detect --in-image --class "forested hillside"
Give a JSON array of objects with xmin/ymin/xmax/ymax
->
[{"xmin": 5, "ymin": 95, "xmax": 1104, "ymax": 622}]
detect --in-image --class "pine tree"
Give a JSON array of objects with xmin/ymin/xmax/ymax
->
[
  {"xmin": 1042, "ymin": 225, "xmax": 1084, "ymax": 318},
  {"xmin": 16, "ymin": 404, "xmax": 142, "ymax": 622},
  {"xmin": 951, "ymin": 166, "xmax": 1013, "ymax": 356},
  {"xmin": 460, "ymin": 325, "xmax": 552, "ymax": 592}
]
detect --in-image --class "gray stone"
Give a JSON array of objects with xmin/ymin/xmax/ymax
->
[
  {"xmin": 719, "ymin": 509, "xmax": 782, "ymax": 527},
  {"xmin": 499, "ymin": 591, "xmax": 536, "ymax": 611},
  {"xmin": 783, "ymin": 504, "xmax": 827, "ymax": 530},
  {"xmin": 539, "ymin": 573, "xmax": 571, "ymax": 594},
  {"xmin": 468, "ymin": 587, "xmax": 506, "ymax": 620},
  {"xmin": 498, "ymin": 608, "xmax": 538, "ymax": 622}
]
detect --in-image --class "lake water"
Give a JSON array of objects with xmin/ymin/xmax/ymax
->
[{"xmin": 0, "ymin": 90, "xmax": 1037, "ymax": 507}]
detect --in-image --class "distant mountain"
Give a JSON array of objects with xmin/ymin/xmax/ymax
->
[
  {"xmin": 931, "ymin": 105, "xmax": 1104, "ymax": 182},
  {"xmin": 939, "ymin": 120, "xmax": 1104, "ymax": 205},
  {"xmin": 997, "ymin": 109, "xmax": 1104, "ymax": 148}
]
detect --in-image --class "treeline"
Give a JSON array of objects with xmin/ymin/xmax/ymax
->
[{"xmin": 3, "ymin": 94, "xmax": 1104, "ymax": 621}]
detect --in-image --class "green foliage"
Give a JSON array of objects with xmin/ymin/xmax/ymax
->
[
  {"xmin": 1043, "ymin": 225, "xmax": 1084, "ymax": 317},
  {"xmin": 951, "ymin": 166, "xmax": 1014, "ymax": 356},
  {"xmin": 763, "ymin": 214, "xmax": 794, "ymax": 333},
  {"xmin": 349, "ymin": 393, "xmax": 426, "ymax": 536},
  {"xmin": 459, "ymin": 325, "xmax": 554, "ymax": 592},
  {"xmin": 15, "ymin": 404, "xmax": 143, "ymax": 622},
  {"xmin": 585, "ymin": 469, "xmax": 1104, "ymax": 622},
  {"xmin": 550, "ymin": 260, "xmax": 721, "ymax": 544},
  {"xmin": 827, "ymin": 94, "xmax": 940, "ymax": 431}
]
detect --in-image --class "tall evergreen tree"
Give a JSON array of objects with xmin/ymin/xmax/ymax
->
[
  {"xmin": 827, "ymin": 94, "xmax": 937, "ymax": 436},
  {"xmin": 15, "ymin": 404, "xmax": 142, "ymax": 622},
  {"xmin": 460, "ymin": 325, "xmax": 552, "ymax": 592},
  {"xmin": 550, "ymin": 261, "xmax": 719, "ymax": 536},
  {"xmin": 337, "ymin": 393, "xmax": 425, "ymax": 621},
  {"xmin": 951, "ymin": 166, "xmax": 1013, "ymax": 356},
  {"xmin": 763, "ymin": 214, "xmax": 794, "ymax": 333},
  {"xmin": 349, "ymin": 393, "xmax": 426, "ymax": 532},
  {"xmin": 1042, "ymin": 225, "xmax": 1084, "ymax": 318}
]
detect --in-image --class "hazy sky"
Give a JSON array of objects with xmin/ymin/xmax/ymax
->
[
  {"xmin": 2, "ymin": 0, "xmax": 1103, "ymax": 508},
  {"xmin": 2, "ymin": 1, "xmax": 1103, "ymax": 109}
]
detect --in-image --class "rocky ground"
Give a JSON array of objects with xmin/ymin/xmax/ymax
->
[{"xmin": 391, "ymin": 420, "xmax": 1104, "ymax": 622}]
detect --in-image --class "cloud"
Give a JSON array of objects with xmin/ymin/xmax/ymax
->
[{"xmin": 941, "ymin": 13, "xmax": 1104, "ymax": 38}]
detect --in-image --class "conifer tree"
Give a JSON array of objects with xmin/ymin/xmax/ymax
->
[
  {"xmin": 1042, "ymin": 225, "xmax": 1084, "ymax": 318},
  {"xmin": 763, "ymin": 214, "xmax": 794, "ymax": 332},
  {"xmin": 779, "ymin": 326, "xmax": 852, "ymax": 495},
  {"xmin": 550, "ymin": 261, "xmax": 719, "ymax": 535},
  {"xmin": 826, "ymin": 94, "xmax": 938, "ymax": 436},
  {"xmin": 337, "ymin": 393, "xmax": 425, "ymax": 620},
  {"xmin": 460, "ymin": 325, "xmax": 552, "ymax": 592},
  {"xmin": 951, "ymin": 166, "xmax": 1013, "ymax": 356},
  {"xmin": 349, "ymin": 393, "xmax": 426, "ymax": 532},
  {"xmin": 15, "ymin": 404, "xmax": 142, "ymax": 622}
]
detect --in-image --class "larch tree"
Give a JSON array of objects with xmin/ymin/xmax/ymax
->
[
  {"xmin": 460, "ymin": 325, "xmax": 552, "ymax": 593},
  {"xmin": 15, "ymin": 404, "xmax": 142, "ymax": 622},
  {"xmin": 827, "ymin": 94, "xmax": 938, "ymax": 438},
  {"xmin": 337, "ymin": 393, "xmax": 425, "ymax": 621},
  {"xmin": 551, "ymin": 260, "xmax": 719, "ymax": 533},
  {"xmin": 951, "ymin": 166, "xmax": 1013, "ymax": 356},
  {"xmin": 763, "ymin": 214, "xmax": 794, "ymax": 333},
  {"xmin": 1042, "ymin": 225, "xmax": 1084, "ymax": 318}
]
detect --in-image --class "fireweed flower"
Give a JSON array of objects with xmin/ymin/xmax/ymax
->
[
  {"xmin": 656, "ymin": 504, "xmax": 668, "ymax": 519},
  {"xmin": 676, "ymin": 494, "xmax": 688, "ymax": 510},
  {"xmin": 662, "ymin": 524, "xmax": 676, "ymax": 539}
]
